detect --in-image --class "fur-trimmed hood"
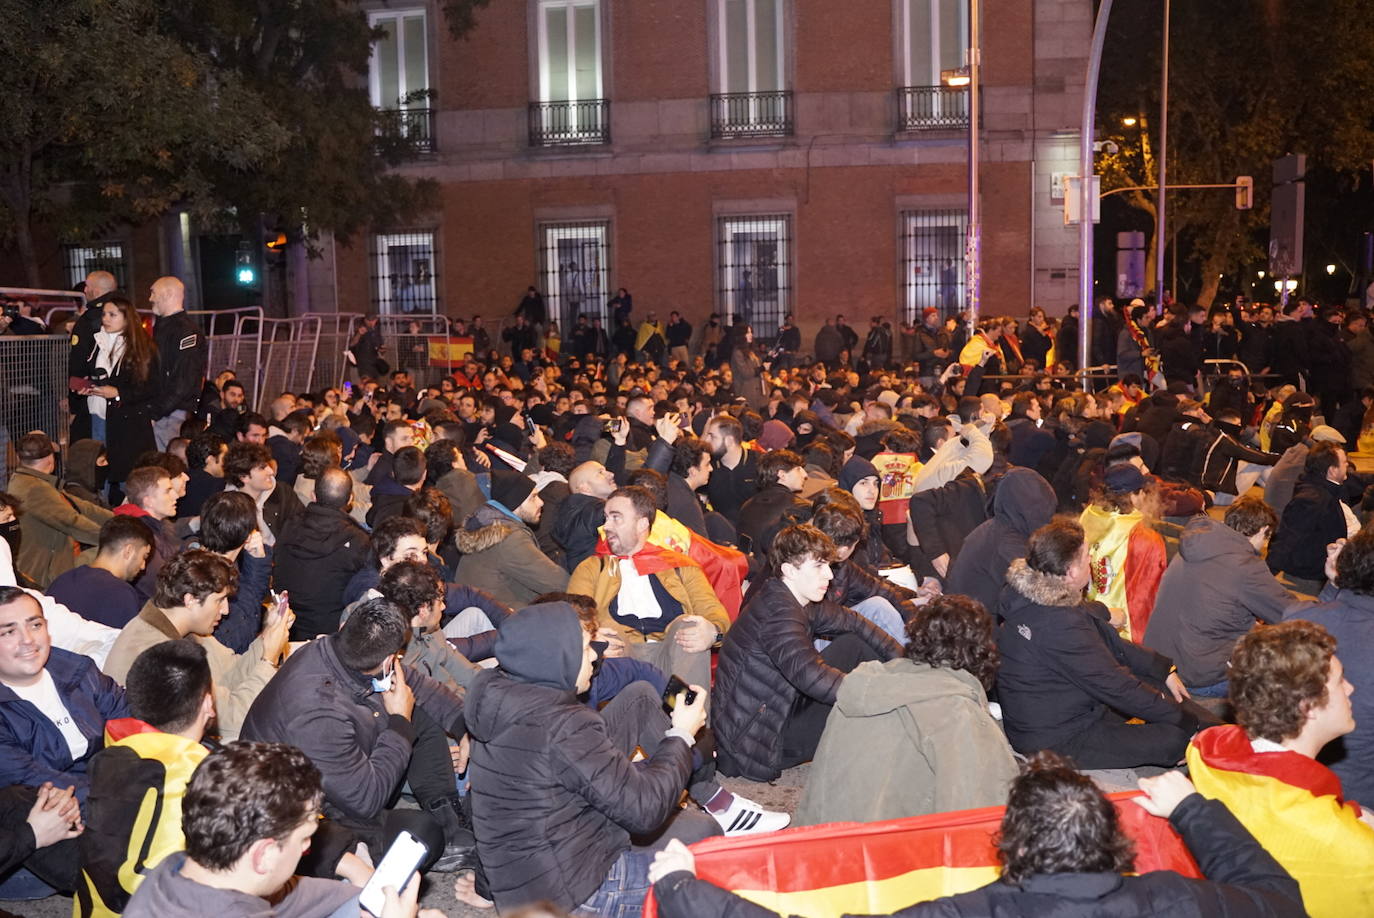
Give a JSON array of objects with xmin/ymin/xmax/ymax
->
[
  {"xmin": 456, "ymin": 503, "xmax": 525, "ymax": 554},
  {"xmin": 1004, "ymin": 557, "xmax": 1084, "ymax": 608}
]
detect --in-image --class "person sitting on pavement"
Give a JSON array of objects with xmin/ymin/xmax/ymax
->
[
  {"xmin": 102, "ymin": 550, "xmax": 289, "ymax": 742},
  {"xmin": 1267, "ymin": 441, "xmax": 1355, "ymax": 594},
  {"xmin": 945, "ymin": 466, "xmax": 1057, "ymax": 618},
  {"xmin": 794, "ymin": 593, "xmax": 1018, "ymax": 827},
  {"xmin": 714, "ymin": 524, "xmax": 904, "ymax": 782},
  {"xmin": 191, "ymin": 490, "xmax": 274, "ymax": 654},
  {"xmin": 367, "ymin": 445, "xmax": 426, "ymax": 529},
  {"xmin": 1080, "ymin": 462, "xmax": 1167, "ymax": 642},
  {"xmin": 273, "ymin": 467, "xmax": 371, "ymax": 641},
  {"xmin": 809, "ymin": 497, "xmax": 919, "ymax": 644},
  {"xmin": 551, "ymin": 454, "xmax": 623, "ymax": 571},
  {"xmin": 997, "ymin": 518, "xmax": 1211, "ymax": 769},
  {"xmin": 455, "ymin": 469, "xmax": 570, "ymax": 607},
  {"xmin": 1188, "ymin": 619, "xmax": 1374, "ymax": 918},
  {"xmin": 0, "ymin": 782, "xmax": 83, "ymax": 903},
  {"xmin": 736, "ymin": 450, "xmax": 809, "ymax": 558},
  {"xmin": 649, "ymin": 752, "xmax": 1304, "ymax": 918},
  {"xmin": 463, "ymin": 600, "xmax": 717, "ymax": 914},
  {"xmin": 0, "ymin": 586, "xmax": 128, "ymax": 804},
  {"xmin": 1145, "ymin": 496, "xmax": 1320, "ymax": 699},
  {"xmin": 568, "ymin": 486, "xmax": 731, "ymax": 688},
  {"xmin": 78, "ymin": 640, "xmax": 216, "ymax": 916},
  {"xmin": 221, "ymin": 441, "xmax": 302, "ymax": 549},
  {"xmin": 45, "ymin": 516, "xmax": 152, "ymax": 630},
  {"xmin": 240, "ymin": 596, "xmax": 473, "ymax": 875},
  {"xmin": 121, "ymin": 741, "xmax": 387, "ymax": 918},
  {"xmin": 180, "ymin": 432, "xmax": 228, "ymax": 519},
  {"xmin": 112, "ymin": 465, "xmax": 183, "ymax": 604},
  {"xmin": 1287, "ymin": 530, "xmax": 1374, "ymax": 805},
  {"xmin": 7, "ymin": 432, "xmax": 112, "ymax": 589}
]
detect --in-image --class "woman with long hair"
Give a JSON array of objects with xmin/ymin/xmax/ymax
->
[{"xmin": 81, "ymin": 297, "xmax": 158, "ymax": 486}]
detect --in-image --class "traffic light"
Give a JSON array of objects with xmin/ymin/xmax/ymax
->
[
  {"xmin": 235, "ymin": 245, "xmax": 256, "ymax": 287},
  {"xmin": 1235, "ymin": 175, "xmax": 1254, "ymax": 210}
]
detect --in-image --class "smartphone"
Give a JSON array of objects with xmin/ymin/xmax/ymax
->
[
  {"xmin": 358, "ymin": 830, "xmax": 429, "ymax": 916},
  {"xmin": 661, "ymin": 674, "xmax": 698, "ymax": 715},
  {"xmin": 343, "ymin": 381, "xmax": 353, "ymax": 394},
  {"xmin": 268, "ymin": 589, "xmax": 289, "ymax": 619}
]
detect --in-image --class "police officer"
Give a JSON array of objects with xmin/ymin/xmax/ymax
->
[{"xmin": 148, "ymin": 276, "xmax": 207, "ymax": 450}]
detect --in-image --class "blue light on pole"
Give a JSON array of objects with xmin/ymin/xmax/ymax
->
[{"xmin": 236, "ymin": 265, "xmax": 256, "ymax": 285}]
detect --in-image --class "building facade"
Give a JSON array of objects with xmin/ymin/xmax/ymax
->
[{"xmin": 313, "ymin": 0, "xmax": 1091, "ymax": 340}]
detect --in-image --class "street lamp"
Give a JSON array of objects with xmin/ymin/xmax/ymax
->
[
  {"xmin": 942, "ymin": 0, "xmax": 981, "ymax": 330},
  {"xmin": 1327, "ymin": 264, "xmax": 1337, "ymax": 275},
  {"xmin": 1121, "ymin": 116, "xmax": 1138, "ymax": 127}
]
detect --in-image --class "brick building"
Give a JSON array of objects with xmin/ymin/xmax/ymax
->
[
  {"xmin": 309, "ymin": 0, "xmax": 1092, "ymax": 342},
  {"xmin": 11, "ymin": 0, "xmax": 1092, "ymax": 347}
]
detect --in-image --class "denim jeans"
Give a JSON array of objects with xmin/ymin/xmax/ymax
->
[
  {"xmin": 1188, "ymin": 678, "xmax": 1229, "ymax": 699},
  {"xmin": 572, "ymin": 849, "xmax": 656, "ymax": 918},
  {"xmin": 816, "ymin": 596, "xmax": 907, "ymax": 650},
  {"xmin": 90, "ymin": 413, "xmax": 107, "ymax": 443}
]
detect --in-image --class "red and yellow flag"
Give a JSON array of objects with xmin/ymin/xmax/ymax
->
[
  {"xmin": 643, "ymin": 792, "xmax": 1198, "ymax": 918},
  {"xmin": 1188, "ymin": 724, "xmax": 1374, "ymax": 918},
  {"xmin": 427, "ymin": 336, "xmax": 474, "ymax": 368}
]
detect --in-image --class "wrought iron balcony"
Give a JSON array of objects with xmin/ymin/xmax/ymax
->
[
  {"xmin": 896, "ymin": 85, "xmax": 970, "ymax": 132},
  {"xmin": 374, "ymin": 107, "xmax": 436, "ymax": 156},
  {"xmin": 709, "ymin": 91, "xmax": 794, "ymax": 139},
  {"xmin": 528, "ymin": 99, "xmax": 611, "ymax": 147}
]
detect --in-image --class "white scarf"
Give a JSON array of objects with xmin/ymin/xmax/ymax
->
[{"xmin": 87, "ymin": 330, "xmax": 126, "ymax": 419}]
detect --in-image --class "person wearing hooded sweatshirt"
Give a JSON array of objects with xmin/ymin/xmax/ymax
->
[
  {"xmin": 464, "ymin": 601, "xmax": 713, "ymax": 914},
  {"xmin": 1267, "ymin": 441, "xmax": 1353, "ymax": 592},
  {"xmin": 454, "ymin": 470, "xmax": 569, "ymax": 607},
  {"xmin": 62, "ymin": 440, "xmax": 110, "ymax": 509},
  {"xmin": 946, "ymin": 467, "xmax": 1057, "ymax": 617},
  {"xmin": 1146, "ymin": 498, "xmax": 1317, "ymax": 699}
]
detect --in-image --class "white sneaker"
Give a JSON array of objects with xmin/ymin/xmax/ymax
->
[{"xmin": 710, "ymin": 792, "xmax": 791, "ymax": 836}]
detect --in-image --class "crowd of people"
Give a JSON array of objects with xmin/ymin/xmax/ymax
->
[{"xmin": 3, "ymin": 274, "xmax": 1374, "ymax": 917}]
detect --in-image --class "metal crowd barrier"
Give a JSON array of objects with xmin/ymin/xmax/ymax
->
[{"xmin": 0, "ymin": 335, "xmax": 70, "ymax": 483}]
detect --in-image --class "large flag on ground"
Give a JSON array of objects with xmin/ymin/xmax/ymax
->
[
  {"xmin": 643, "ymin": 792, "xmax": 1199, "ymax": 918},
  {"xmin": 1188, "ymin": 723, "xmax": 1374, "ymax": 918}
]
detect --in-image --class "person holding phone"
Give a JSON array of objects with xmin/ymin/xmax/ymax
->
[{"xmin": 464, "ymin": 600, "xmax": 715, "ymax": 914}]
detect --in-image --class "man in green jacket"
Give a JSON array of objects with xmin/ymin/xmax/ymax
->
[{"xmin": 7, "ymin": 433, "xmax": 111, "ymax": 588}]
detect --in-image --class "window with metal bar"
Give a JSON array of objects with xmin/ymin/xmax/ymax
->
[
  {"xmin": 717, "ymin": 215, "xmax": 791, "ymax": 339},
  {"xmin": 900, "ymin": 209, "xmax": 967, "ymax": 322},
  {"xmin": 538, "ymin": 221, "xmax": 610, "ymax": 332},
  {"xmin": 532, "ymin": 0, "xmax": 609, "ymax": 146},
  {"xmin": 369, "ymin": 9, "xmax": 435, "ymax": 156},
  {"xmin": 369, "ymin": 231, "xmax": 439, "ymax": 315},
  {"xmin": 897, "ymin": 0, "xmax": 968, "ymax": 131},
  {"xmin": 712, "ymin": 0, "xmax": 791, "ymax": 138},
  {"xmin": 62, "ymin": 243, "xmax": 128, "ymax": 291}
]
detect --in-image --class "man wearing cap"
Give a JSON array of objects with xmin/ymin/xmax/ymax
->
[
  {"xmin": 455, "ymin": 470, "xmax": 569, "ymax": 607},
  {"xmin": 1265, "ymin": 424, "xmax": 1348, "ymax": 517},
  {"xmin": 1081, "ymin": 463, "xmax": 1167, "ymax": 642}
]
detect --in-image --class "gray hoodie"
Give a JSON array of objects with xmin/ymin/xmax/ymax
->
[
  {"xmin": 123, "ymin": 852, "xmax": 359, "ymax": 918},
  {"xmin": 1144, "ymin": 515, "xmax": 1315, "ymax": 686}
]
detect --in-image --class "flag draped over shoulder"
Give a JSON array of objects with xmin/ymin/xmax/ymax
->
[
  {"xmin": 642, "ymin": 513, "xmax": 749, "ymax": 620},
  {"xmin": 1188, "ymin": 724, "xmax": 1374, "ymax": 918},
  {"xmin": 642, "ymin": 793, "xmax": 1198, "ymax": 918}
]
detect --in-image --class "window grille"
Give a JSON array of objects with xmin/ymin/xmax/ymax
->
[
  {"xmin": 538, "ymin": 221, "xmax": 610, "ymax": 332},
  {"xmin": 61, "ymin": 244, "xmax": 128, "ymax": 291},
  {"xmin": 717, "ymin": 215, "xmax": 791, "ymax": 340},
  {"xmin": 369, "ymin": 231, "xmax": 439, "ymax": 315},
  {"xmin": 900, "ymin": 209, "xmax": 967, "ymax": 323}
]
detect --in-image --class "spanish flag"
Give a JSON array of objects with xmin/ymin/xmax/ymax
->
[
  {"xmin": 1188, "ymin": 724, "xmax": 1374, "ymax": 918},
  {"xmin": 646, "ymin": 513, "xmax": 748, "ymax": 620},
  {"xmin": 427, "ymin": 335, "xmax": 474, "ymax": 368},
  {"xmin": 643, "ymin": 792, "xmax": 1199, "ymax": 918}
]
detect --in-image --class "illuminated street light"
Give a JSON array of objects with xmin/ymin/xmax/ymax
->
[
  {"xmin": 1326, "ymin": 264, "xmax": 1337, "ymax": 275},
  {"xmin": 1257, "ymin": 270, "xmax": 1266, "ymax": 279},
  {"xmin": 940, "ymin": 67, "xmax": 971, "ymax": 88},
  {"xmin": 1122, "ymin": 116, "xmax": 1138, "ymax": 126},
  {"xmin": 1273, "ymin": 279, "xmax": 1298, "ymax": 292}
]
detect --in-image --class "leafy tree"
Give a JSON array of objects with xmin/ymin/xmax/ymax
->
[
  {"xmin": 1097, "ymin": 0, "xmax": 1374, "ymax": 307},
  {"xmin": 0, "ymin": 0, "xmax": 287, "ymax": 285}
]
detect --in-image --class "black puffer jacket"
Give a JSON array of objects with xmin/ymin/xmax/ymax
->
[
  {"xmin": 1267, "ymin": 472, "xmax": 1346, "ymax": 582},
  {"xmin": 714, "ymin": 578, "xmax": 903, "ymax": 781},
  {"xmin": 736, "ymin": 484, "xmax": 808, "ymax": 557},
  {"xmin": 273, "ymin": 504, "xmax": 371, "ymax": 640},
  {"xmin": 465, "ymin": 603, "xmax": 693, "ymax": 913},
  {"xmin": 239, "ymin": 634, "xmax": 464, "ymax": 840},
  {"xmin": 651, "ymin": 794, "xmax": 1304, "ymax": 917},
  {"xmin": 825, "ymin": 558, "xmax": 920, "ymax": 622},
  {"xmin": 996, "ymin": 559, "xmax": 1197, "ymax": 755},
  {"xmin": 945, "ymin": 468, "xmax": 1056, "ymax": 616}
]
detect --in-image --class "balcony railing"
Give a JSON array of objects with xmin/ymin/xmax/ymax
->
[
  {"xmin": 528, "ymin": 99, "xmax": 611, "ymax": 147},
  {"xmin": 896, "ymin": 86, "xmax": 969, "ymax": 132},
  {"xmin": 375, "ymin": 107, "xmax": 436, "ymax": 156},
  {"xmin": 709, "ymin": 91, "xmax": 794, "ymax": 139}
]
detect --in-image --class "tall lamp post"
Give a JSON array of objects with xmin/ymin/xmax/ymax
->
[
  {"xmin": 942, "ymin": 0, "xmax": 981, "ymax": 328},
  {"xmin": 1076, "ymin": 0, "xmax": 1116, "ymax": 377},
  {"xmin": 1155, "ymin": 0, "xmax": 1170, "ymax": 303}
]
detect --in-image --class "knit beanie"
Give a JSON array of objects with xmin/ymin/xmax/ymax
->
[
  {"xmin": 838, "ymin": 456, "xmax": 880, "ymax": 492},
  {"xmin": 490, "ymin": 470, "xmax": 536, "ymax": 511},
  {"xmin": 758, "ymin": 419, "xmax": 795, "ymax": 451}
]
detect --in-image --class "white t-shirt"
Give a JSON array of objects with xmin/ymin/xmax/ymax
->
[
  {"xmin": 8, "ymin": 669, "xmax": 89, "ymax": 761},
  {"xmin": 616, "ymin": 558, "xmax": 665, "ymax": 622}
]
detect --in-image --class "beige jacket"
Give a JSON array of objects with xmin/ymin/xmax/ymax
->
[{"xmin": 102, "ymin": 602, "xmax": 276, "ymax": 741}]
